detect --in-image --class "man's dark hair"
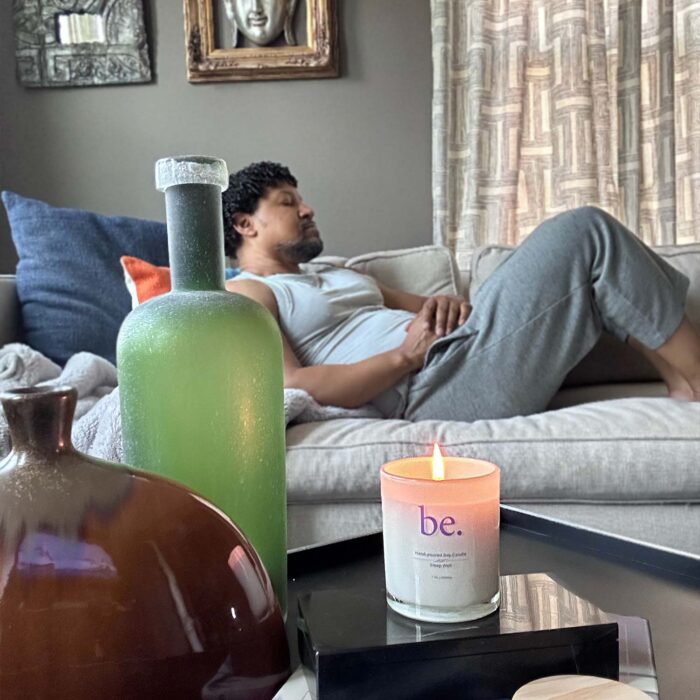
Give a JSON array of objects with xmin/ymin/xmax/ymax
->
[{"xmin": 222, "ymin": 161, "xmax": 297, "ymax": 257}]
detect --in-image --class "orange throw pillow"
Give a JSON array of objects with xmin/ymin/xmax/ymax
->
[{"xmin": 120, "ymin": 255, "xmax": 171, "ymax": 307}]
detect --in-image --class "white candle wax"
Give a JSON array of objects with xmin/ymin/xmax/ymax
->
[{"xmin": 381, "ymin": 455, "xmax": 500, "ymax": 623}]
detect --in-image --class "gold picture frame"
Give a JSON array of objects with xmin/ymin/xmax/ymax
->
[{"xmin": 184, "ymin": 0, "xmax": 338, "ymax": 82}]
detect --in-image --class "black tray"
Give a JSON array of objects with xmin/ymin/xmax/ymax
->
[
  {"xmin": 289, "ymin": 506, "xmax": 700, "ymax": 582},
  {"xmin": 286, "ymin": 506, "xmax": 700, "ymax": 699}
]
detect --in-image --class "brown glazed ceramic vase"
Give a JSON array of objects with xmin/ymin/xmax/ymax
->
[{"xmin": 0, "ymin": 386, "xmax": 290, "ymax": 700}]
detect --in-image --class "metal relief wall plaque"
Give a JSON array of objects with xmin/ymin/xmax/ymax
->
[{"xmin": 12, "ymin": 0, "xmax": 152, "ymax": 88}]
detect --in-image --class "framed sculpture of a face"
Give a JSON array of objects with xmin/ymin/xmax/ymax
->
[
  {"xmin": 225, "ymin": 0, "xmax": 297, "ymax": 47},
  {"xmin": 184, "ymin": 0, "xmax": 338, "ymax": 82}
]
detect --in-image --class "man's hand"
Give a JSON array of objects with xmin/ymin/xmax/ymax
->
[
  {"xmin": 409, "ymin": 295, "xmax": 471, "ymax": 337},
  {"xmin": 398, "ymin": 311, "xmax": 440, "ymax": 371}
]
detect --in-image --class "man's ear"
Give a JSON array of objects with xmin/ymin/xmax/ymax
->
[{"xmin": 233, "ymin": 212, "xmax": 255, "ymax": 238}]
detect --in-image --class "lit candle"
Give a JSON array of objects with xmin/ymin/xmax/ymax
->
[{"xmin": 380, "ymin": 444, "xmax": 500, "ymax": 623}]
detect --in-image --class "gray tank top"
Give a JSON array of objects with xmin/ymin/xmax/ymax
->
[{"xmin": 237, "ymin": 265, "xmax": 414, "ymax": 417}]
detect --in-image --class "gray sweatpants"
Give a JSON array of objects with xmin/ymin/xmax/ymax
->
[{"xmin": 402, "ymin": 206, "xmax": 690, "ymax": 422}]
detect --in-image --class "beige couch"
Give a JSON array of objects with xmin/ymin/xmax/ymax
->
[
  {"xmin": 284, "ymin": 244, "xmax": 700, "ymax": 555},
  {"xmin": 1, "ymin": 244, "xmax": 699, "ymax": 555}
]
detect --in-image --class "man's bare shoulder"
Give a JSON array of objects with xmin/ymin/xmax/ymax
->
[{"xmin": 226, "ymin": 277, "xmax": 278, "ymax": 316}]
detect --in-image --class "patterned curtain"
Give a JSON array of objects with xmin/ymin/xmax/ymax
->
[{"xmin": 432, "ymin": 0, "xmax": 700, "ymax": 269}]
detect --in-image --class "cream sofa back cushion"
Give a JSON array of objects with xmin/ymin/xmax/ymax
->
[{"xmin": 305, "ymin": 245, "xmax": 463, "ymax": 298}]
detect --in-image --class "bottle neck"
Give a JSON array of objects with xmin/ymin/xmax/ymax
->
[
  {"xmin": 165, "ymin": 184, "xmax": 226, "ymax": 292},
  {"xmin": 1, "ymin": 388, "xmax": 75, "ymax": 455}
]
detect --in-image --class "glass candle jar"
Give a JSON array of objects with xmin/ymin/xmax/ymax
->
[{"xmin": 381, "ymin": 454, "xmax": 500, "ymax": 623}]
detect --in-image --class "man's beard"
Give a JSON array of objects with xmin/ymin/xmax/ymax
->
[{"xmin": 276, "ymin": 235, "xmax": 324, "ymax": 264}]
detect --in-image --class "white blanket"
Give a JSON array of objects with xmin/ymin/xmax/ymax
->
[{"xmin": 0, "ymin": 343, "xmax": 380, "ymax": 462}]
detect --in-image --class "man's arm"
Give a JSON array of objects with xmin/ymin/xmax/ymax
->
[
  {"xmin": 377, "ymin": 282, "xmax": 471, "ymax": 337},
  {"xmin": 378, "ymin": 284, "xmax": 427, "ymax": 314},
  {"xmin": 226, "ymin": 278, "xmax": 435, "ymax": 408},
  {"xmin": 284, "ymin": 344, "xmax": 419, "ymax": 408}
]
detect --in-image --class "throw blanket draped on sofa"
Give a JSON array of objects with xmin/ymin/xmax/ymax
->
[{"xmin": 0, "ymin": 343, "xmax": 380, "ymax": 463}]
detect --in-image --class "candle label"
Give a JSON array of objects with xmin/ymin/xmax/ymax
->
[{"xmin": 383, "ymin": 498, "xmax": 499, "ymax": 608}]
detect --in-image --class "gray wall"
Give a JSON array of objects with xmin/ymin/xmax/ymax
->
[{"xmin": 0, "ymin": 0, "xmax": 432, "ymax": 273}]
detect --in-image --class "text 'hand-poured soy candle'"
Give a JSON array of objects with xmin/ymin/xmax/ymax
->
[{"xmin": 381, "ymin": 444, "xmax": 500, "ymax": 623}]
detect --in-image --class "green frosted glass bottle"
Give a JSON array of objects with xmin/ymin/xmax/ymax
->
[{"xmin": 117, "ymin": 156, "xmax": 287, "ymax": 614}]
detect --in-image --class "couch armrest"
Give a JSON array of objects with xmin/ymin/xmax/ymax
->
[{"xmin": 0, "ymin": 275, "xmax": 21, "ymax": 346}]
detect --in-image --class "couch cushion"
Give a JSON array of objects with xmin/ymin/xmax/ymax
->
[
  {"xmin": 469, "ymin": 245, "xmax": 514, "ymax": 298},
  {"xmin": 345, "ymin": 245, "xmax": 462, "ymax": 297},
  {"xmin": 120, "ymin": 255, "xmax": 239, "ymax": 308},
  {"xmin": 653, "ymin": 243, "xmax": 700, "ymax": 326},
  {"xmin": 121, "ymin": 256, "xmax": 172, "ymax": 306},
  {"xmin": 2, "ymin": 192, "xmax": 169, "ymax": 365},
  {"xmin": 285, "ymin": 398, "xmax": 700, "ymax": 505},
  {"xmin": 303, "ymin": 246, "xmax": 463, "ymax": 297}
]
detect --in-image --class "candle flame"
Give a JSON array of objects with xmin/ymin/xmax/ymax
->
[{"xmin": 432, "ymin": 443, "xmax": 445, "ymax": 481}]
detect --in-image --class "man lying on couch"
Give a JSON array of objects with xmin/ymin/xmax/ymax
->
[{"xmin": 223, "ymin": 161, "xmax": 700, "ymax": 422}]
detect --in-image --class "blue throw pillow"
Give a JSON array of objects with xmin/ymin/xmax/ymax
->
[{"xmin": 2, "ymin": 191, "xmax": 169, "ymax": 365}]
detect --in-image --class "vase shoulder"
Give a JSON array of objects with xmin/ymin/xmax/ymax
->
[{"xmin": 119, "ymin": 289, "xmax": 281, "ymax": 344}]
